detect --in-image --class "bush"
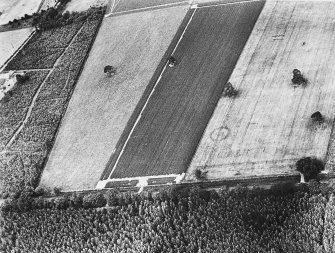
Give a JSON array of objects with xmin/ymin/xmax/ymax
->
[
  {"xmin": 52, "ymin": 187, "xmax": 61, "ymax": 196},
  {"xmin": 222, "ymin": 82, "xmax": 238, "ymax": 97},
  {"xmin": 34, "ymin": 186, "xmax": 48, "ymax": 196}
]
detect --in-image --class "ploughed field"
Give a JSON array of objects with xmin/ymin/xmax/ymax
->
[
  {"xmin": 104, "ymin": 1, "xmax": 265, "ymax": 183},
  {"xmin": 40, "ymin": 7, "xmax": 188, "ymax": 191},
  {"xmin": 187, "ymin": 0, "xmax": 335, "ymax": 181}
]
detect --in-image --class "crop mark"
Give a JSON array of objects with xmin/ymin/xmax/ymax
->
[{"xmin": 210, "ymin": 126, "xmax": 230, "ymax": 141}]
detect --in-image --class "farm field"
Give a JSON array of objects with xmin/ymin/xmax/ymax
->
[
  {"xmin": 65, "ymin": 0, "xmax": 108, "ymax": 12},
  {"xmin": 104, "ymin": 1, "xmax": 265, "ymax": 183},
  {"xmin": 109, "ymin": 0, "xmax": 188, "ymax": 14},
  {"xmin": 186, "ymin": 0, "xmax": 335, "ymax": 181},
  {"xmin": 0, "ymin": 27, "xmax": 34, "ymax": 69},
  {"xmin": 40, "ymin": 7, "xmax": 188, "ymax": 191},
  {"xmin": 0, "ymin": 0, "xmax": 42, "ymax": 25}
]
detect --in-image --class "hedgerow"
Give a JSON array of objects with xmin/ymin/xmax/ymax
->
[{"xmin": 0, "ymin": 183, "xmax": 334, "ymax": 253}]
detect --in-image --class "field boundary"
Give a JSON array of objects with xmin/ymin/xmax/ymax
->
[
  {"xmin": 100, "ymin": 8, "xmax": 195, "ymax": 181},
  {"xmin": 0, "ymin": 30, "xmax": 36, "ymax": 72},
  {"xmin": 196, "ymin": 0, "xmax": 264, "ymax": 8},
  {"xmin": 106, "ymin": 1, "xmax": 190, "ymax": 17}
]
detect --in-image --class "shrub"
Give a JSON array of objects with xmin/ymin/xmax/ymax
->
[
  {"xmin": 222, "ymin": 82, "xmax": 238, "ymax": 97},
  {"xmin": 52, "ymin": 187, "xmax": 61, "ymax": 196}
]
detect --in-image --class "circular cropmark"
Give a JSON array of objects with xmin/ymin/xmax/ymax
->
[{"xmin": 210, "ymin": 126, "xmax": 230, "ymax": 141}]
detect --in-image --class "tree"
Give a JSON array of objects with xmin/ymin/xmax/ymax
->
[
  {"xmin": 311, "ymin": 111, "xmax": 323, "ymax": 124},
  {"xmin": 16, "ymin": 73, "xmax": 29, "ymax": 84},
  {"xmin": 194, "ymin": 169, "xmax": 207, "ymax": 180},
  {"xmin": 104, "ymin": 65, "xmax": 116, "ymax": 77},
  {"xmin": 292, "ymin": 69, "xmax": 307, "ymax": 86},
  {"xmin": 222, "ymin": 82, "xmax": 238, "ymax": 97},
  {"xmin": 296, "ymin": 157, "xmax": 324, "ymax": 182}
]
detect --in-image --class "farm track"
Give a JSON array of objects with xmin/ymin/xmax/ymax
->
[
  {"xmin": 105, "ymin": 1, "xmax": 265, "ymax": 180},
  {"xmin": 0, "ymin": 23, "xmax": 86, "ymax": 153}
]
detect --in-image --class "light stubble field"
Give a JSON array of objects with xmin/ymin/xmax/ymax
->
[
  {"xmin": 186, "ymin": 0, "xmax": 335, "ymax": 181},
  {"xmin": 104, "ymin": 1, "xmax": 265, "ymax": 182},
  {"xmin": 39, "ymin": 7, "xmax": 188, "ymax": 191}
]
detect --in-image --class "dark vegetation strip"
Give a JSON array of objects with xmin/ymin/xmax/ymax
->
[
  {"xmin": 101, "ymin": 9, "xmax": 195, "ymax": 180},
  {"xmin": 1, "ymin": 181, "xmax": 334, "ymax": 252},
  {"xmin": 107, "ymin": 2, "xmax": 265, "ymax": 179}
]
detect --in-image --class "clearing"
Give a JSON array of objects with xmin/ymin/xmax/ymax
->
[
  {"xmin": 103, "ymin": 1, "xmax": 265, "ymax": 183},
  {"xmin": 0, "ymin": 0, "xmax": 42, "ymax": 25},
  {"xmin": 187, "ymin": 0, "xmax": 335, "ymax": 181},
  {"xmin": 40, "ymin": 7, "xmax": 188, "ymax": 191},
  {"xmin": 0, "ymin": 27, "xmax": 34, "ymax": 69}
]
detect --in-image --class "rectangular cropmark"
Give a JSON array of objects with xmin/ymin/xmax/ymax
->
[
  {"xmin": 105, "ymin": 0, "xmax": 265, "ymax": 180},
  {"xmin": 187, "ymin": 0, "xmax": 335, "ymax": 181}
]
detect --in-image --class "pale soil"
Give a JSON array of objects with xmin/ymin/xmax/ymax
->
[
  {"xmin": 186, "ymin": 0, "xmax": 335, "ymax": 181},
  {"xmin": 0, "ymin": 0, "xmax": 42, "ymax": 25},
  {"xmin": 65, "ymin": 0, "xmax": 108, "ymax": 12},
  {"xmin": 40, "ymin": 7, "xmax": 188, "ymax": 191},
  {"xmin": 0, "ymin": 28, "xmax": 34, "ymax": 68}
]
